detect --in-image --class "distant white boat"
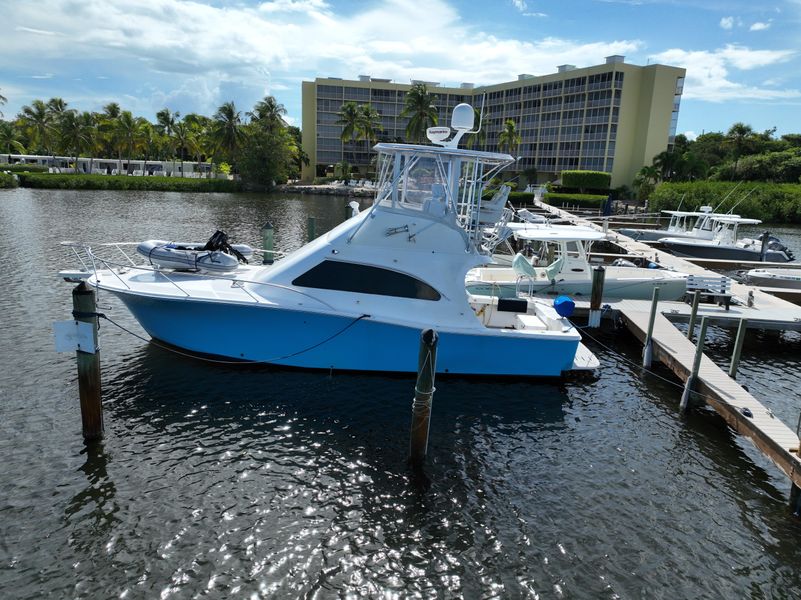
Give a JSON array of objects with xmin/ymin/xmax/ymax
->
[
  {"xmin": 660, "ymin": 216, "xmax": 795, "ymax": 263},
  {"xmin": 745, "ymin": 268, "xmax": 801, "ymax": 289}
]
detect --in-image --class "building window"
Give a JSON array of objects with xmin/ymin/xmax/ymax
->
[{"xmin": 292, "ymin": 260, "xmax": 442, "ymax": 301}]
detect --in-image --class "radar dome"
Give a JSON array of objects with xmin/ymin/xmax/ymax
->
[{"xmin": 451, "ymin": 103, "xmax": 474, "ymax": 131}]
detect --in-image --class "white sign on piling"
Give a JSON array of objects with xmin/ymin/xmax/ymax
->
[{"xmin": 53, "ymin": 320, "xmax": 97, "ymax": 354}]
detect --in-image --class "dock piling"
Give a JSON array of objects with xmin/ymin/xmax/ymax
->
[
  {"xmin": 686, "ymin": 290, "xmax": 701, "ymax": 342},
  {"xmin": 642, "ymin": 286, "xmax": 660, "ymax": 368},
  {"xmin": 588, "ymin": 266, "xmax": 606, "ymax": 328},
  {"xmin": 409, "ymin": 329, "xmax": 438, "ymax": 468},
  {"xmin": 260, "ymin": 222, "xmax": 274, "ymax": 264},
  {"xmin": 728, "ymin": 318, "xmax": 748, "ymax": 378},
  {"xmin": 680, "ymin": 316, "xmax": 708, "ymax": 414},
  {"xmin": 760, "ymin": 231, "xmax": 770, "ymax": 262},
  {"xmin": 72, "ymin": 282, "xmax": 103, "ymax": 441},
  {"xmin": 307, "ymin": 216, "xmax": 317, "ymax": 242}
]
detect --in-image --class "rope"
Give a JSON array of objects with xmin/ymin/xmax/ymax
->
[
  {"xmin": 95, "ymin": 311, "xmax": 370, "ymax": 366},
  {"xmin": 576, "ymin": 323, "xmax": 732, "ymax": 408}
]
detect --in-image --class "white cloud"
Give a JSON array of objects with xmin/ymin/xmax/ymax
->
[
  {"xmin": 719, "ymin": 16, "xmax": 734, "ymax": 29},
  {"xmin": 511, "ymin": 0, "xmax": 527, "ymax": 10},
  {"xmin": 749, "ymin": 21, "xmax": 771, "ymax": 31},
  {"xmin": 0, "ymin": 0, "xmax": 640, "ymax": 118},
  {"xmin": 682, "ymin": 130, "xmax": 698, "ymax": 141},
  {"xmin": 29, "ymin": 73, "xmax": 54, "ymax": 79},
  {"xmin": 650, "ymin": 44, "xmax": 799, "ymax": 102}
]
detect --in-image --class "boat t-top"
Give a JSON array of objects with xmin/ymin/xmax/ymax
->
[
  {"xmin": 617, "ymin": 206, "xmax": 724, "ymax": 242},
  {"xmin": 466, "ymin": 225, "xmax": 688, "ymax": 300},
  {"xmin": 63, "ymin": 103, "xmax": 598, "ymax": 377}
]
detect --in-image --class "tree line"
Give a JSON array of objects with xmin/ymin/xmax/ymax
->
[
  {"xmin": 634, "ymin": 123, "xmax": 801, "ymax": 199},
  {"xmin": 0, "ymin": 89, "xmax": 307, "ymax": 187}
]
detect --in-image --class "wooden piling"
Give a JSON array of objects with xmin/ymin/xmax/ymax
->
[
  {"xmin": 72, "ymin": 282, "xmax": 103, "ymax": 441},
  {"xmin": 588, "ymin": 266, "xmax": 605, "ymax": 328},
  {"xmin": 642, "ymin": 286, "xmax": 660, "ymax": 368},
  {"xmin": 260, "ymin": 222, "xmax": 274, "ymax": 265},
  {"xmin": 680, "ymin": 316, "xmax": 708, "ymax": 414},
  {"xmin": 307, "ymin": 216, "xmax": 317, "ymax": 242},
  {"xmin": 728, "ymin": 318, "xmax": 748, "ymax": 378},
  {"xmin": 686, "ymin": 290, "xmax": 701, "ymax": 342},
  {"xmin": 409, "ymin": 329, "xmax": 438, "ymax": 468},
  {"xmin": 760, "ymin": 231, "xmax": 770, "ymax": 262}
]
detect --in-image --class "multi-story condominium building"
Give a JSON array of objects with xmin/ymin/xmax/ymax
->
[{"xmin": 301, "ymin": 56, "xmax": 685, "ymax": 188}]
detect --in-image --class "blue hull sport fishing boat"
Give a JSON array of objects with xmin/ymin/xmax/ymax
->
[{"xmin": 71, "ymin": 104, "xmax": 598, "ymax": 377}]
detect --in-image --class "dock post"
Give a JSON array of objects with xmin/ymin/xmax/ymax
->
[
  {"xmin": 307, "ymin": 216, "xmax": 317, "ymax": 242},
  {"xmin": 686, "ymin": 290, "xmax": 701, "ymax": 342},
  {"xmin": 588, "ymin": 266, "xmax": 606, "ymax": 328},
  {"xmin": 642, "ymin": 286, "xmax": 660, "ymax": 368},
  {"xmin": 791, "ymin": 484, "xmax": 801, "ymax": 516},
  {"xmin": 728, "ymin": 318, "xmax": 748, "ymax": 378},
  {"xmin": 260, "ymin": 222, "xmax": 274, "ymax": 264},
  {"xmin": 409, "ymin": 329, "xmax": 438, "ymax": 468},
  {"xmin": 680, "ymin": 316, "xmax": 708, "ymax": 414},
  {"xmin": 760, "ymin": 231, "xmax": 770, "ymax": 262},
  {"xmin": 72, "ymin": 282, "xmax": 103, "ymax": 441},
  {"xmin": 602, "ymin": 218, "xmax": 609, "ymax": 235}
]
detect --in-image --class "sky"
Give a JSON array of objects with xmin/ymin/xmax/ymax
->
[{"xmin": 2, "ymin": 0, "xmax": 801, "ymax": 139}]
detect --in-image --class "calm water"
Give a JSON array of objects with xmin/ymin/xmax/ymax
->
[{"xmin": 2, "ymin": 188, "xmax": 801, "ymax": 599}]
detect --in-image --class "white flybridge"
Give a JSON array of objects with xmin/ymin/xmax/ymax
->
[{"xmin": 65, "ymin": 103, "xmax": 598, "ymax": 377}]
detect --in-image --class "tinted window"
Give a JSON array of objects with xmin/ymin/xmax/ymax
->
[{"xmin": 292, "ymin": 261, "xmax": 441, "ymax": 301}]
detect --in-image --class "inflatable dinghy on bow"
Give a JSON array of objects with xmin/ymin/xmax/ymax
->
[{"xmin": 137, "ymin": 230, "xmax": 253, "ymax": 274}]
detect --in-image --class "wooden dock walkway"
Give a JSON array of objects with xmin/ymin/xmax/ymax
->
[{"xmin": 532, "ymin": 201, "xmax": 801, "ymax": 501}]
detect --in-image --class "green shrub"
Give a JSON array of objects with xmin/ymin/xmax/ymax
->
[
  {"xmin": 649, "ymin": 181, "xmax": 801, "ymax": 223},
  {"xmin": 561, "ymin": 170, "xmax": 611, "ymax": 191},
  {"xmin": 0, "ymin": 172, "xmax": 18, "ymax": 188},
  {"xmin": 0, "ymin": 163, "xmax": 49, "ymax": 173},
  {"xmin": 543, "ymin": 192, "xmax": 608, "ymax": 208},
  {"xmin": 16, "ymin": 173, "xmax": 243, "ymax": 192},
  {"xmin": 480, "ymin": 190, "xmax": 535, "ymax": 203},
  {"xmin": 313, "ymin": 176, "xmax": 335, "ymax": 185}
]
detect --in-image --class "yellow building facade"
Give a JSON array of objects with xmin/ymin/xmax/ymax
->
[{"xmin": 301, "ymin": 56, "xmax": 685, "ymax": 188}]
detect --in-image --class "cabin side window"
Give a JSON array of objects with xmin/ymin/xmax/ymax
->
[{"xmin": 292, "ymin": 260, "xmax": 442, "ymax": 301}]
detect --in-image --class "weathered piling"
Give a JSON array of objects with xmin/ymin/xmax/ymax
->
[
  {"xmin": 686, "ymin": 290, "xmax": 701, "ymax": 342},
  {"xmin": 760, "ymin": 231, "xmax": 770, "ymax": 262},
  {"xmin": 307, "ymin": 216, "xmax": 317, "ymax": 242},
  {"xmin": 260, "ymin": 222, "xmax": 274, "ymax": 264},
  {"xmin": 72, "ymin": 282, "xmax": 103, "ymax": 441},
  {"xmin": 588, "ymin": 266, "xmax": 605, "ymax": 328},
  {"xmin": 642, "ymin": 286, "xmax": 660, "ymax": 368},
  {"xmin": 680, "ymin": 316, "xmax": 708, "ymax": 414},
  {"xmin": 728, "ymin": 318, "xmax": 748, "ymax": 378},
  {"xmin": 409, "ymin": 329, "xmax": 438, "ymax": 468}
]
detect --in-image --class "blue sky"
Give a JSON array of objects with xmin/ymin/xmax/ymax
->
[{"xmin": 2, "ymin": 0, "xmax": 800, "ymax": 139}]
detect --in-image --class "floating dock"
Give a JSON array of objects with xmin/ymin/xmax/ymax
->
[{"xmin": 532, "ymin": 201, "xmax": 801, "ymax": 505}]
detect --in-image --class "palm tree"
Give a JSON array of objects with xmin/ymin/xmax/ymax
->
[
  {"xmin": 184, "ymin": 113, "xmax": 212, "ymax": 175},
  {"xmin": 498, "ymin": 119, "xmax": 522, "ymax": 156},
  {"xmin": 724, "ymin": 122, "xmax": 755, "ymax": 170},
  {"xmin": 155, "ymin": 108, "xmax": 179, "ymax": 163},
  {"xmin": 400, "ymin": 83, "xmax": 438, "ymax": 143},
  {"xmin": 652, "ymin": 149, "xmax": 683, "ymax": 181},
  {"xmin": 173, "ymin": 121, "xmax": 191, "ymax": 177},
  {"xmin": 99, "ymin": 103, "xmax": 122, "ymax": 171},
  {"xmin": 358, "ymin": 104, "xmax": 382, "ymax": 176},
  {"xmin": 46, "ymin": 97, "xmax": 68, "ymax": 117},
  {"xmin": 20, "ymin": 99, "xmax": 54, "ymax": 157},
  {"xmin": 0, "ymin": 121, "xmax": 25, "ymax": 154},
  {"xmin": 337, "ymin": 102, "xmax": 361, "ymax": 145},
  {"xmin": 248, "ymin": 96, "xmax": 287, "ymax": 133},
  {"xmin": 79, "ymin": 112, "xmax": 99, "ymax": 173},
  {"xmin": 58, "ymin": 110, "xmax": 90, "ymax": 173},
  {"xmin": 0, "ymin": 88, "xmax": 7, "ymax": 118},
  {"xmin": 115, "ymin": 111, "xmax": 147, "ymax": 174},
  {"xmin": 212, "ymin": 101, "xmax": 244, "ymax": 166}
]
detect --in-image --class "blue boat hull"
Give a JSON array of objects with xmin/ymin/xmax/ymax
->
[{"xmin": 115, "ymin": 293, "xmax": 580, "ymax": 377}]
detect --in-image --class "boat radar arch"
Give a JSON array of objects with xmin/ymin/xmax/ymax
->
[{"xmin": 426, "ymin": 102, "xmax": 476, "ymax": 149}]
